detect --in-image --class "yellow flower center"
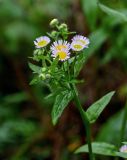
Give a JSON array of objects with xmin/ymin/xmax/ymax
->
[
  {"xmin": 57, "ymin": 51, "xmax": 67, "ymax": 60},
  {"xmin": 73, "ymin": 44, "xmax": 83, "ymax": 50},
  {"xmin": 56, "ymin": 45, "xmax": 67, "ymax": 50},
  {"xmin": 38, "ymin": 40, "xmax": 48, "ymax": 47}
]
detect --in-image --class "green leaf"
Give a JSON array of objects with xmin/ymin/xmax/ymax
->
[
  {"xmin": 86, "ymin": 91, "xmax": 115, "ymax": 123},
  {"xmin": 74, "ymin": 52, "xmax": 87, "ymax": 77},
  {"xmin": 50, "ymin": 56, "xmax": 59, "ymax": 72},
  {"xmin": 52, "ymin": 90, "xmax": 73, "ymax": 125},
  {"xmin": 29, "ymin": 77, "xmax": 39, "ymax": 85},
  {"xmin": 75, "ymin": 142, "xmax": 117, "ymax": 156},
  {"xmin": 81, "ymin": 0, "xmax": 98, "ymax": 30},
  {"xmin": 116, "ymin": 152, "xmax": 127, "ymax": 158},
  {"xmin": 99, "ymin": 3, "xmax": 127, "ymax": 23},
  {"xmin": 123, "ymin": 142, "xmax": 127, "ymax": 145},
  {"xmin": 96, "ymin": 109, "xmax": 127, "ymax": 145},
  {"xmin": 28, "ymin": 62, "xmax": 41, "ymax": 74},
  {"xmin": 86, "ymin": 28, "xmax": 109, "ymax": 59},
  {"xmin": 3, "ymin": 92, "xmax": 28, "ymax": 104},
  {"xmin": 75, "ymin": 142, "xmax": 127, "ymax": 158}
]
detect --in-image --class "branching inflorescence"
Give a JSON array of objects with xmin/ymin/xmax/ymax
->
[{"xmin": 29, "ymin": 19, "xmax": 127, "ymax": 160}]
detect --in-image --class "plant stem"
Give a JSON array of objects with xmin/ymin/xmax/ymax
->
[
  {"xmin": 71, "ymin": 84, "xmax": 94, "ymax": 160},
  {"xmin": 115, "ymin": 101, "xmax": 127, "ymax": 160},
  {"xmin": 119, "ymin": 101, "xmax": 127, "ymax": 146}
]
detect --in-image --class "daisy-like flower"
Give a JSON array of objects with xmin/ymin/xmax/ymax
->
[
  {"xmin": 120, "ymin": 145, "xmax": 127, "ymax": 153},
  {"xmin": 71, "ymin": 35, "xmax": 90, "ymax": 51},
  {"xmin": 34, "ymin": 36, "xmax": 50, "ymax": 48},
  {"xmin": 51, "ymin": 49, "xmax": 70, "ymax": 61},
  {"xmin": 70, "ymin": 41, "xmax": 85, "ymax": 51},
  {"xmin": 50, "ymin": 40, "xmax": 70, "ymax": 52}
]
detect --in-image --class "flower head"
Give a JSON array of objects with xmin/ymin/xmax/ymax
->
[
  {"xmin": 70, "ymin": 41, "xmax": 85, "ymax": 51},
  {"xmin": 120, "ymin": 145, "xmax": 127, "ymax": 153},
  {"xmin": 34, "ymin": 36, "xmax": 50, "ymax": 48},
  {"xmin": 51, "ymin": 49, "xmax": 70, "ymax": 61},
  {"xmin": 71, "ymin": 35, "xmax": 90, "ymax": 51},
  {"xmin": 50, "ymin": 40, "xmax": 70, "ymax": 52}
]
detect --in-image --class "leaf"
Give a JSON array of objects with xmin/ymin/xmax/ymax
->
[
  {"xmin": 28, "ymin": 62, "xmax": 41, "ymax": 74},
  {"xmin": 29, "ymin": 77, "xmax": 39, "ymax": 85},
  {"xmin": 50, "ymin": 56, "xmax": 59, "ymax": 72},
  {"xmin": 52, "ymin": 90, "xmax": 73, "ymax": 125},
  {"xmin": 99, "ymin": 3, "xmax": 127, "ymax": 23},
  {"xmin": 75, "ymin": 142, "xmax": 127, "ymax": 158},
  {"xmin": 96, "ymin": 109, "xmax": 127, "ymax": 145},
  {"xmin": 115, "ymin": 152, "xmax": 127, "ymax": 158},
  {"xmin": 3, "ymin": 92, "xmax": 28, "ymax": 104},
  {"xmin": 123, "ymin": 142, "xmax": 127, "ymax": 145},
  {"xmin": 81, "ymin": 0, "xmax": 98, "ymax": 30},
  {"xmin": 86, "ymin": 91, "xmax": 115, "ymax": 123},
  {"xmin": 74, "ymin": 52, "xmax": 87, "ymax": 77},
  {"xmin": 85, "ymin": 28, "xmax": 109, "ymax": 59},
  {"xmin": 75, "ymin": 142, "xmax": 117, "ymax": 156}
]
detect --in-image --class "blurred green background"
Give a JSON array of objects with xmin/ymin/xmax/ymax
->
[{"xmin": 0, "ymin": 0, "xmax": 127, "ymax": 159}]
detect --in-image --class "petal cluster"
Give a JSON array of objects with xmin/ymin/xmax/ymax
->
[
  {"xmin": 71, "ymin": 35, "xmax": 90, "ymax": 51},
  {"xmin": 34, "ymin": 34, "xmax": 90, "ymax": 62},
  {"xmin": 50, "ymin": 40, "xmax": 70, "ymax": 61},
  {"xmin": 34, "ymin": 36, "xmax": 50, "ymax": 48},
  {"xmin": 51, "ymin": 40, "xmax": 70, "ymax": 51}
]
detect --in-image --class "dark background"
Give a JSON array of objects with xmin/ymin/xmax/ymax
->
[{"xmin": 0, "ymin": 0, "xmax": 127, "ymax": 159}]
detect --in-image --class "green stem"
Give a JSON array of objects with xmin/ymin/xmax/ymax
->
[
  {"xmin": 119, "ymin": 101, "xmax": 127, "ymax": 146},
  {"xmin": 67, "ymin": 60, "xmax": 70, "ymax": 81},
  {"xmin": 71, "ymin": 84, "xmax": 94, "ymax": 160},
  {"xmin": 115, "ymin": 101, "xmax": 127, "ymax": 160}
]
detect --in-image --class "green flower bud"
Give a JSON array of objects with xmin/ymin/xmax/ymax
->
[
  {"xmin": 51, "ymin": 31, "xmax": 57, "ymax": 37},
  {"xmin": 39, "ymin": 73, "xmax": 46, "ymax": 80},
  {"xmin": 48, "ymin": 70, "xmax": 51, "ymax": 73},
  {"xmin": 41, "ymin": 67, "xmax": 47, "ymax": 72},
  {"xmin": 50, "ymin": 19, "xmax": 59, "ymax": 27},
  {"xmin": 45, "ymin": 74, "xmax": 51, "ymax": 79},
  {"xmin": 59, "ymin": 23, "xmax": 68, "ymax": 31}
]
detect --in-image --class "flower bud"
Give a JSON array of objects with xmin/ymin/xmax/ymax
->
[
  {"xmin": 39, "ymin": 73, "xmax": 46, "ymax": 80},
  {"xmin": 51, "ymin": 31, "xmax": 57, "ymax": 37},
  {"xmin": 59, "ymin": 23, "xmax": 68, "ymax": 31},
  {"xmin": 41, "ymin": 67, "xmax": 47, "ymax": 72},
  {"xmin": 50, "ymin": 19, "xmax": 59, "ymax": 27},
  {"xmin": 45, "ymin": 74, "xmax": 51, "ymax": 79},
  {"xmin": 48, "ymin": 70, "xmax": 51, "ymax": 74}
]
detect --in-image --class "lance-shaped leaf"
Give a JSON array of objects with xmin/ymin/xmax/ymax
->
[
  {"xmin": 28, "ymin": 62, "xmax": 41, "ymax": 74},
  {"xmin": 86, "ymin": 91, "xmax": 115, "ymax": 123},
  {"xmin": 52, "ymin": 90, "xmax": 73, "ymax": 125},
  {"xmin": 123, "ymin": 142, "xmax": 127, "ymax": 145},
  {"xmin": 81, "ymin": 0, "xmax": 98, "ymax": 30},
  {"xmin": 75, "ymin": 142, "xmax": 127, "ymax": 158},
  {"xmin": 75, "ymin": 142, "xmax": 117, "ymax": 156},
  {"xmin": 74, "ymin": 52, "xmax": 87, "ymax": 77},
  {"xmin": 99, "ymin": 3, "xmax": 127, "ymax": 23}
]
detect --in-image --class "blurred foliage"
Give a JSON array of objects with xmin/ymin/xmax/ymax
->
[{"xmin": 0, "ymin": 0, "xmax": 127, "ymax": 159}]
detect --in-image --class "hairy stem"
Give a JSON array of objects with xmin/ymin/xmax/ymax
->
[{"xmin": 71, "ymin": 84, "xmax": 94, "ymax": 160}]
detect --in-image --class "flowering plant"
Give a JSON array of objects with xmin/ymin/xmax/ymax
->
[{"xmin": 29, "ymin": 19, "xmax": 127, "ymax": 160}]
